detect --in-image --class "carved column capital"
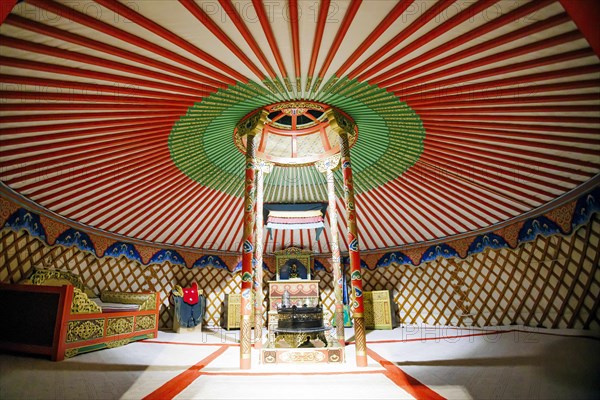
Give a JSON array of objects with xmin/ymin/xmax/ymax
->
[
  {"xmin": 255, "ymin": 158, "xmax": 274, "ymax": 174},
  {"xmin": 314, "ymin": 154, "xmax": 341, "ymax": 173},
  {"xmin": 236, "ymin": 109, "xmax": 269, "ymax": 138}
]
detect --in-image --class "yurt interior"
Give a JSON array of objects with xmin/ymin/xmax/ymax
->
[{"xmin": 0, "ymin": 0, "xmax": 599, "ymax": 399}]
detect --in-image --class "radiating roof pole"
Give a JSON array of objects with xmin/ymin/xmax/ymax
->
[
  {"xmin": 237, "ymin": 110, "xmax": 268, "ymax": 369},
  {"xmin": 327, "ymin": 108, "xmax": 368, "ymax": 367},
  {"xmin": 253, "ymin": 159, "xmax": 273, "ymax": 352},
  {"xmin": 315, "ymin": 154, "xmax": 346, "ymax": 348}
]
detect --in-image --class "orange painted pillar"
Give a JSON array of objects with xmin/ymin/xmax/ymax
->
[
  {"xmin": 253, "ymin": 160, "xmax": 272, "ymax": 350},
  {"xmin": 240, "ymin": 131, "xmax": 256, "ymax": 369},
  {"xmin": 338, "ymin": 125, "xmax": 368, "ymax": 367},
  {"xmin": 238, "ymin": 110, "xmax": 267, "ymax": 369}
]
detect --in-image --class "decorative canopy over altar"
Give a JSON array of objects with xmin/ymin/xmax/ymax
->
[{"xmin": 264, "ymin": 203, "xmax": 328, "ymax": 240}]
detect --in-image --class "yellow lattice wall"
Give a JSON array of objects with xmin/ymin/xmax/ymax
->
[
  {"xmin": 1, "ymin": 214, "xmax": 598, "ymax": 330},
  {"xmin": 360, "ymin": 214, "xmax": 600, "ymax": 330}
]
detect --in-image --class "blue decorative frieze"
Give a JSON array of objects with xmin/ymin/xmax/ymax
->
[
  {"xmin": 420, "ymin": 243, "xmax": 459, "ymax": 264},
  {"xmin": 518, "ymin": 216, "xmax": 561, "ymax": 243},
  {"xmin": 149, "ymin": 249, "xmax": 185, "ymax": 266},
  {"xmin": 192, "ymin": 255, "xmax": 229, "ymax": 270},
  {"xmin": 233, "ymin": 260, "xmax": 269, "ymax": 273},
  {"xmin": 467, "ymin": 233, "xmax": 510, "ymax": 256},
  {"xmin": 56, "ymin": 229, "xmax": 95, "ymax": 253},
  {"xmin": 105, "ymin": 242, "xmax": 142, "ymax": 262},
  {"xmin": 376, "ymin": 251, "xmax": 413, "ymax": 268},
  {"xmin": 313, "ymin": 259, "xmax": 326, "ymax": 271},
  {"xmin": 341, "ymin": 256, "xmax": 369, "ymax": 269},
  {"xmin": 572, "ymin": 186, "xmax": 600, "ymax": 228},
  {"xmin": 233, "ymin": 261, "xmax": 243, "ymax": 273},
  {"xmin": 3, "ymin": 208, "xmax": 46, "ymax": 240}
]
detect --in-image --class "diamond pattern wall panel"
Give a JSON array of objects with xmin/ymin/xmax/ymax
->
[
  {"xmin": 1, "ymin": 213, "xmax": 598, "ymax": 331},
  {"xmin": 360, "ymin": 214, "xmax": 600, "ymax": 329}
]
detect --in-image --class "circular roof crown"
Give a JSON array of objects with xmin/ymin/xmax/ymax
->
[{"xmin": 234, "ymin": 102, "xmax": 357, "ymax": 166}]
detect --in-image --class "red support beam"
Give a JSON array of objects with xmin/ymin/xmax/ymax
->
[
  {"xmin": 559, "ymin": 0, "xmax": 600, "ymax": 57},
  {"xmin": 423, "ymin": 141, "xmax": 589, "ymax": 192},
  {"xmin": 415, "ymin": 105, "xmax": 600, "ymax": 115},
  {"xmin": 76, "ymin": 163, "xmax": 183, "ymax": 224},
  {"xmin": 3, "ymin": 15, "xmax": 225, "ymax": 88},
  {"xmin": 137, "ymin": 182, "xmax": 213, "ymax": 241},
  {"xmin": 403, "ymin": 80, "xmax": 600, "ymax": 106},
  {"xmin": 409, "ymin": 94, "xmax": 600, "ymax": 109},
  {"xmin": 86, "ymin": 172, "xmax": 190, "ymax": 230},
  {"xmin": 0, "ymin": 130, "xmax": 169, "ymax": 179},
  {"xmin": 316, "ymin": 0, "xmax": 362, "ymax": 79},
  {"xmin": 307, "ymin": 0, "xmax": 330, "ymax": 78},
  {"xmin": 0, "ymin": 56, "xmax": 210, "ymax": 97},
  {"xmin": 2, "ymin": 123, "xmax": 172, "ymax": 157},
  {"xmin": 185, "ymin": 190, "xmax": 235, "ymax": 247},
  {"xmin": 0, "ymin": 90, "xmax": 192, "ymax": 106},
  {"xmin": 179, "ymin": 0, "xmax": 269, "ymax": 80},
  {"xmin": 25, "ymin": 0, "xmax": 237, "ymax": 85},
  {"xmin": 289, "ymin": 0, "xmax": 301, "ymax": 79},
  {"xmin": 372, "ymin": 0, "xmax": 560, "ymax": 86},
  {"xmin": 93, "ymin": 0, "xmax": 246, "ymax": 83},
  {"xmin": 251, "ymin": 0, "xmax": 290, "ymax": 81},
  {"xmin": 411, "ymin": 161, "xmax": 524, "ymax": 215},
  {"xmin": 419, "ymin": 153, "xmax": 549, "ymax": 205},
  {"xmin": 422, "ymin": 119, "xmax": 600, "ymax": 137},
  {"xmin": 422, "ymin": 113, "xmax": 600, "ymax": 127},
  {"xmin": 0, "ymin": 110, "xmax": 183, "ymax": 124},
  {"xmin": 335, "ymin": 0, "xmax": 414, "ymax": 78},
  {"xmin": 0, "ymin": 0, "xmax": 16, "ymax": 24},
  {"xmin": 390, "ymin": 48, "xmax": 594, "ymax": 95},
  {"xmin": 0, "ymin": 35, "xmax": 217, "ymax": 92},
  {"xmin": 0, "ymin": 103, "xmax": 187, "ymax": 112},
  {"xmin": 0, "ymin": 74, "xmax": 200, "ymax": 102},
  {"xmin": 382, "ymin": 15, "xmax": 580, "ymax": 90},
  {"xmin": 425, "ymin": 137, "xmax": 584, "ymax": 180},
  {"xmin": 0, "ymin": 116, "xmax": 177, "ymax": 138},
  {"xmin": 41, "ymin": 155, "xmax": 174, "ymax": 211},
  {"xmin": 423, "ymin": 128, "xmax": 600, "ymax": 170},
  {"xmin": 403, "ymin": 165, "xmax": 513, "ymax": 222},
  {"xmin": 348, "ymin": 0, "xmax": 458, "ymax": 80},
  {"xmin": 18, "ymin": 146, "xmax": 165, "ymax": 196}
]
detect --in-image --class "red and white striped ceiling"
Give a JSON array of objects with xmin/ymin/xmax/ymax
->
[{"xmin": 1, "ymin": 0, "xmax": 599, "ymax": 255}]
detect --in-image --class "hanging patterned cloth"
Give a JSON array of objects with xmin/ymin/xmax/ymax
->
[{"xmin": 264, "ymin": 203, "xmax": 328, "ymax": 240}]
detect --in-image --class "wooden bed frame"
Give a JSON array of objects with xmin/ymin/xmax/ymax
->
[{"xmin": 0, "ymin": 283, "xmax": 160, "ymax": 361}]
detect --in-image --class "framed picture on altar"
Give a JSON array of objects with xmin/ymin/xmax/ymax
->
[
  {"xmin": 278, "ymin": 259, "xmax": 309, "ymax": 280},
  {"xmin": 275, "ymin": 247, "xmax": 313, "ymax": 281}
]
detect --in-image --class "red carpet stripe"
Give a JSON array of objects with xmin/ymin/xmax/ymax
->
[
  {"xmin": 198, "ymin": 370, "xmax": 383, "ymax": 376},
  {"xmin": 143, "ymin": 345, "xmax": 228, "ymax": 400},
  {"xmin": 367, "ymin": 348, "xmax": 446, "ymax": 400}
]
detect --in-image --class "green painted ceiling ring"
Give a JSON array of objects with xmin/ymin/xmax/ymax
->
[{"xmin": 169, "ymin": 77, "xmax": 425, "ymax": 201}]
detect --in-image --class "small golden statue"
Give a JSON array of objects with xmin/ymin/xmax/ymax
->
[{"xmin": 289, "ymin": 263, "xmax": 299, "ymax": 279}]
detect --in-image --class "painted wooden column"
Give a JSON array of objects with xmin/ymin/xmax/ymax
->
[
  {"xmin": 237, "ymin": 110, "xmax": 267, "ymax": 370},
  {"xmin": 315, "ymin": 155, "xmax": 345, "ymax": 347},
  {"xmin": 327, "ymin": 108, "xmax": 368, "ymax": 367},
  {"xmin": 253, "ymin": 159, "xmax": 273, "ymax": 350}
]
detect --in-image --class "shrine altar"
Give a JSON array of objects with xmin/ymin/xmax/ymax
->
[{"xmin": 268, "ymin": 280, "xmax": 320, "ymax": 310}]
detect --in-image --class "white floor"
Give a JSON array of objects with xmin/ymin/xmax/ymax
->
[{"xmin": 1, "ymin": 325, "xmax": 599, "ymax": 400}]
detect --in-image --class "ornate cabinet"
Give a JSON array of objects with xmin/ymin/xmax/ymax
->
[
  {"xmin": 364, "ymin": 290, "xmax": 398, "ymax": 330},
  {"xmin": 221, "ymin": 293, "xmax": 254, "ymax": 330}
]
